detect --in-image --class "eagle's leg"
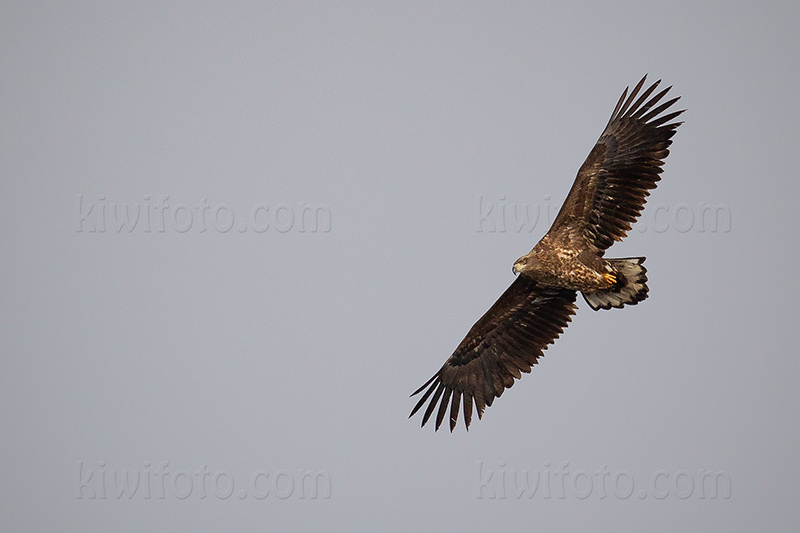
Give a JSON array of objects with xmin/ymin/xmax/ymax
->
[{"xmin": 582, "ymin": 257, "xmax": 648, "ymax": 311}]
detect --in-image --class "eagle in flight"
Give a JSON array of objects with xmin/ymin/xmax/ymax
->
[{"xmin": 410, "ymin": 76, "xmax": 683, "ymax": 431}]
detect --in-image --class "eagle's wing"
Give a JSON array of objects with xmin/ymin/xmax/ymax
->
[
  {"xmin": 549, "ymin": 76, "xmax": 684, "ymax": 252},
  {"xmin": 410, "ymin": 276, "xmax": 577, "ymax": 431}
]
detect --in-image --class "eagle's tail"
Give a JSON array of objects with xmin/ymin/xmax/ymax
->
[{"xmin": 583, "ymin": 257, "xmax": 648, "ymax": 311}]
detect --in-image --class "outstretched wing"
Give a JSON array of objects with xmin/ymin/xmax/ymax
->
[
  {"xmin": 410, "ymin": 276, "xmax": 577, "ymax": 431},
  {"xmin": 550, "ymin": 75, "xmax": 684, "ymax": 252}
]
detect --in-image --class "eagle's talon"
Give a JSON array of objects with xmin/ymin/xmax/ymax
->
[{"xmin": 604, "ymin": 273, "xmax": 617, "ymax": 286}]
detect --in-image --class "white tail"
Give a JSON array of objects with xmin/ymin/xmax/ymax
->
[{"xmin": 582, "ymin": 257, "xmax": 648, "ymax": 310}]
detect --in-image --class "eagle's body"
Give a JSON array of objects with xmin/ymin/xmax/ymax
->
[
  {"xmin": 410, "ymin": 76, "xmax": 684, "ymax": 431},
  {"xmin": 517, "ymin": 233, "xmax": 614, "ymax": 291}
]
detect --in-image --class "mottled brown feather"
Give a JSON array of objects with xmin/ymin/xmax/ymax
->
[
  {"xmin": 550, "ymin": 76, "xmax": 684, "ymax": 253},
  {"xmin": 410, "ymin": 276, "xmax": 577, "ymax": 431}
]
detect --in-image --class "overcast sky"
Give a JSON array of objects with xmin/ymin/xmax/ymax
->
[{"xmin": 2, "ymin": 2, "xmax": 799, "ymax": 531}]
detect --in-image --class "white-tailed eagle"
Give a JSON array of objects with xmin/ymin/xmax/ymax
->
[{"xmin": 410, "ymin": 76, "xmax": 684, "ymax": 431}]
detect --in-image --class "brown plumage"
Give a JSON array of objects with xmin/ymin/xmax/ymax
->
[{"xmin": 410, "ymin": 76, "xmax": 684, "ymax": 431}]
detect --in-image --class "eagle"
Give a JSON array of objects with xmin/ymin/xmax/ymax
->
[{"xmin": 410, "ymin": 76, "xmax": 684, "ymax": 431}]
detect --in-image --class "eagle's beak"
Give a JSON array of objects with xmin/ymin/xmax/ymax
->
[{"xmin": 512, "ymin": 262, "xmax": 521, "ymax": 276}]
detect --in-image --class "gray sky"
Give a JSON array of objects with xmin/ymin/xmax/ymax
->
[{"xmin": 2, "ymin": 2, "xmax": 799, "ymax": 531}]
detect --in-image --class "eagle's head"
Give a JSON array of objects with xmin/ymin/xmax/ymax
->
[{"xmin": 512, "ymin": 255, "xmax": 534, "ymax": 276}]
